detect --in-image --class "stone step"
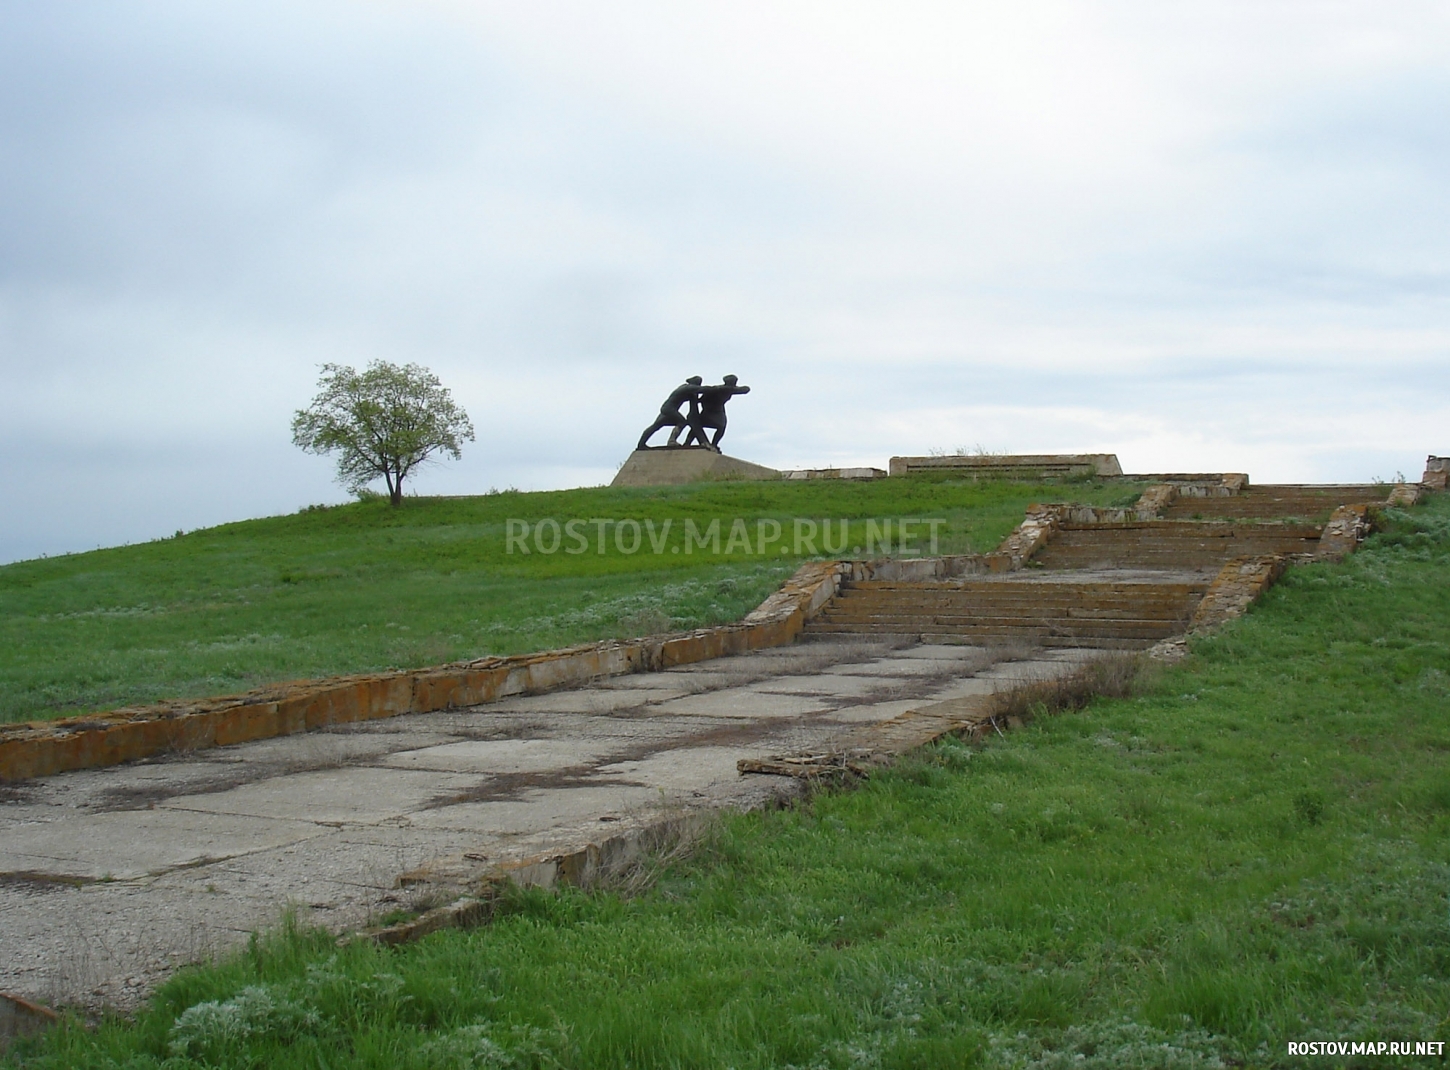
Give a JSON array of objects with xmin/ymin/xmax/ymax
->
[
  {"xmin": 1058, "ymin": 519, "xmax": 1324, "ymax": 534},
  {"xmin": 812, "ymin": 617, "xmax": 1186, "ymax": 639},
  {"xmin": 821, "ymin": 598, "xmax": 1196, "ymax": 618},
  {"xmin": 1033, "ymin": 523, "xmax": 1320, "ymax": 569},
  {"xmin": 846, "ymin": 579, "xmax": 1210, "ymax": 594},
  {"xmin": 1160, "ymin": 485, "xmax": 1385, "ymax": 521},
  {"xmin": 805, "ymin": 623, "xmax": 1167, "ymax": 650},
  {"xmin": 804, "ymin": 572, "xmax": 1204, "ymax": 648},
  {"xmin": 823, "ymin": 626, "xmax": 1160, "ymax": 649},
  {"xmin": 837, "ymin": 583, "xmax": 1207, "ymax": 599},
  {"xmin": 818, "ymin": 608, "xmax": 1192, "ymax": 626},
  {"xmin": 830, "ymin": 588, "xmax": 1203, "ymax": 613}
]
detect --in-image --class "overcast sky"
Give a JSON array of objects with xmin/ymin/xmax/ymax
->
[{"xmin": 2, "ymin": 1, "xmax": 1447, "ymax": 563}]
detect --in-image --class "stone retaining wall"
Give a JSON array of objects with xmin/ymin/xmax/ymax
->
[
  {"xmin": 888, "ymin": 453, "xmax": 1123, "ymax": 479},
  {"xmin": 1188, "ymin": 556, "xmax": 1290, "ymax": 632}
]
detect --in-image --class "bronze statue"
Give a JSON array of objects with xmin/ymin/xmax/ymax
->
[
  {"xmin": 636, "ymin": 376, "xmax": 704, "ymax": 450},
  {"xmin": 683, "ymin": 375, "xmax": 750, "ymax": 451},
  {"xmin": 636, "ymin": 374, "xmax": 750, "ymax": 451}
]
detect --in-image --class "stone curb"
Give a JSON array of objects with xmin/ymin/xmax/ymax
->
[
  {"xmin": 353, "ymin": 812, "xmax": 721, "ymax": 947},
  {"xmin": 0, "ymin": 992, "xmax": 60, "ymax": 1054}
]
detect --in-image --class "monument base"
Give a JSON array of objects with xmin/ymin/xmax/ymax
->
[{"xmin": 611, "ymin": 448, "xmax": 780, "ymax": 487}]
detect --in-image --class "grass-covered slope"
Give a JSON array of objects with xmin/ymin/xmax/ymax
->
[
  {"xmin": 11, "ymin": 497, "xmax": 1449, "ymax": 1068},
  {"xmin": 0, "ymin": 478, "xmax": 1137, "ymax": 724}
]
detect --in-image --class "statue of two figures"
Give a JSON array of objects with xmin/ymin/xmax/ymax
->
[{"xmin": 636, "ymin": 375, "xmax": 751, "ymax": 452}]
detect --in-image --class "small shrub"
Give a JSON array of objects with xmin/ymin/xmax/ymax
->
[{"xmin": 167, "ymin": 984, "xmax": 319, "ymax": 1059}]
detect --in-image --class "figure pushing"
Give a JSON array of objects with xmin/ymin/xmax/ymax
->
[
  {"xmin": 636, "ymin": 376, "xmax": 705, "ymax": 450},
  {"xmin": 682, "ymin": 375, "xmax": 750, "ymax": 451},
  {"xmin": 636, "ymin": 374, "xmax": 750, "ymax": 452}
]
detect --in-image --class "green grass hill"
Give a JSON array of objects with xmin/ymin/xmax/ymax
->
[{"xmin": 0, "ymin": 477, "xmax": 1140, "ymax": 725}]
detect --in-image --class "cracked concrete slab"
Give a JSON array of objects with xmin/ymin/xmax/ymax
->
[
  {"xmin": 0, "ymin": 809, "xmax": 326, "ymax": 882},
  {"xmin": 159, "ymin": 768, "xmax": 480, "ymax": 825},
  {"xmin": 486, "ymin": 688, "xmax": 686, "ymax": 714},
  {"xmin": 409, "ymin": 784, "xmax": 670, "ymax": 835},
  {"xmin": 921, "ymin": 677, "xmax": 1000, "ymax": 700},
  {"xmin": 890, "ymin": 644, "xmax": 993, "ymax": 660},
  {"xmin": 822, "ymin": 699, "xmax": 934, "ymax": 724},
  {"xmin": 744, "ymin": 673, "xmax": 904, "ymax": 698},
  {"xmin": 204, "ymin": 728, "xmax": 461, "ymax": 768},
  {"xmin": 379, "ymin": 739, "xmax": 623, "ymax": 775},
  {"xmin": 647, "ymin": 691, "xmax": 837, "ymax": 719},
  {"xmin": 825, "ymin": 657, "xmax": 976, "ymax": 677},
  {"xmin": 595, "ymin": 672, "xmax": 708, "ymax": 690},
  {"xmin": 593, "ymin": 746, "xmax": 755, "ymax": 791},
  {"xmin": 1, "ymin": 635, "xmax": 1091, "ymax": 1012}
]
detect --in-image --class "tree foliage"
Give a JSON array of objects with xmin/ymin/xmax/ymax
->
[{"xmin": 291, "ymin": 361, "xmax": 475, "ymax": 506}]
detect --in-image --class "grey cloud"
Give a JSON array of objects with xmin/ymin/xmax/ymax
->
[{"xmin": 1, "ymin": 2, "xmax": 1447, "ymax": 564}]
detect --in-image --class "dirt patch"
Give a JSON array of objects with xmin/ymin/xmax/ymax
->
[
  {"xmin": 0, "ymin": 871, "xmax": 92, "ymax": 892},
  {"xmin": 0, "ymin": 782, "xmax": 35, "ymax": 804},
  {"xmin": 90, "ymin": 773, "xmax": 263, "ymax": 812}
]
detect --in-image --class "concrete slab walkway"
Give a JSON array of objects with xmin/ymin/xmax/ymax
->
[{"xmin": 1, "ymin": 637, "xmax": 1098, "ymax": 1011}]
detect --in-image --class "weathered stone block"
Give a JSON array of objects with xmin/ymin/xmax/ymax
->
[
  {"xmin": 781, "ymin": 466, "xmax": 886, "ymax": 480},
  {"xmin": 1423, "ymin": 456, "xmax": 1449, "ymax": 490},
  {"xmin": 1, "ymin": 992, "xmax": 58, "ymax": 1052},
  {"xmin": 1318, "ymin": 504, "xmax": 1377, "ymax": 560},
  {"xmin": 213, "ymin": 702, "xmax": 282, "ymax": 747},
  {"xmin": 888, "ymin": 453, "xmax": 1122, "ymax": 478}
]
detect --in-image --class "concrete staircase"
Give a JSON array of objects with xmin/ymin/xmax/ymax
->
[
  {"xmin": 806, "ymin": 574, "xmax": 1209, "ymax": 650},
  {"xmin": 1030, "ymin": 520, "xmax": 1323, "ymax": 571},
  {"xmin": 803, "ymin": 475, "xmax": 1400, "ymax": 650}
]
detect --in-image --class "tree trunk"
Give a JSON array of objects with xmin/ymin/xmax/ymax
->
[{"xmin": 389, "ymin": 469, "xmax": 403, "ymax": 506}]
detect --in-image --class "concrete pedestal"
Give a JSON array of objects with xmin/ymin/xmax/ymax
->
[{"xmin": 611, "ymin": 448, "xmax": 780, "ymax": 487}]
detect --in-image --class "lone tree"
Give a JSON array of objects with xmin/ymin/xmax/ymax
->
[{"xmin": 292, "ymin": 361, "xmax": 475, "ymax": 506}]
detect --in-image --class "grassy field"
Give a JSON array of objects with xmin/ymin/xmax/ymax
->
[
  {"xmin": 8, "ymin": 495, "xmax": 1448, "ymax": 1068},
  {"xmin": 0, "ymin": 477, "xmax": 1139, "ymax": 725}
]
